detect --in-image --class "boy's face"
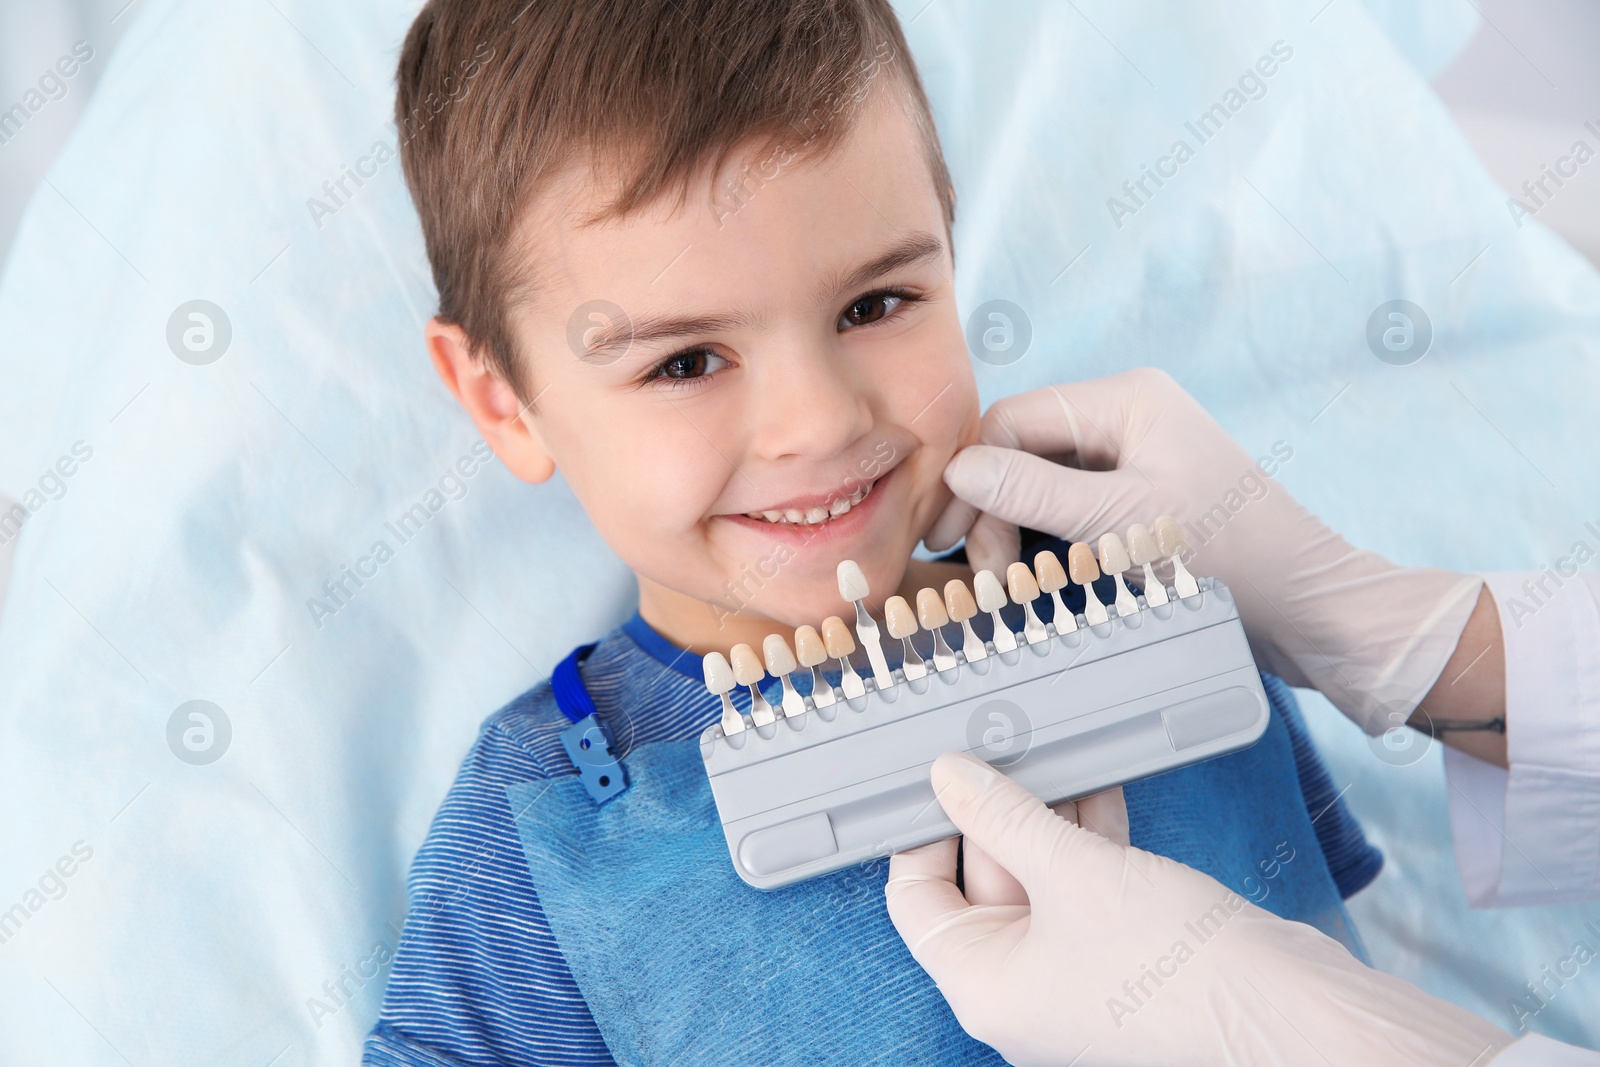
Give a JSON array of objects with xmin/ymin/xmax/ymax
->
[{"xmin": 434, "ymin": 85, "xmax": 979, "ymax": 647}]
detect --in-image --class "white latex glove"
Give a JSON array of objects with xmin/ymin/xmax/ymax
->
[
  {"xmin": 926, "ymin": 369, "xmax": 1481, "ymax": 736},
  {"xmin": 886, "ymin": 750, "xmax": 1517, "ymax": 1067}
]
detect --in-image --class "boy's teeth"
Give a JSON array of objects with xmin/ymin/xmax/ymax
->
[{"xmin": 744, "ymin": 477, "xmax": 877, "ymax": 525}]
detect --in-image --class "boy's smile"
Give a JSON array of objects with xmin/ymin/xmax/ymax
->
[{"xmin": 429, "ymin": 81, "xmax": 980, "ymax": 657}]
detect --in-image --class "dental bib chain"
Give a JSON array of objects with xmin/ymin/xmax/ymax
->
[{"xmin": 695, "ymin": 516, "xmax": 1276, "ymax": 890}]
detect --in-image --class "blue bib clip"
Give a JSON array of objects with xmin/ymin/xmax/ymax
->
[{"xmin": 552, "ymin": 642, "xmax": 630, "ymax": 805}]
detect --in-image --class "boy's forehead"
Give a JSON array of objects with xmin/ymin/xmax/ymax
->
[{"xmin": 515, "ymin": 86, "xmax": 946, "ymax": 317}]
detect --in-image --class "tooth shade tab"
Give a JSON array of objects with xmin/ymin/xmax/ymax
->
[
  {"xmin": 1153, "ymin": 515, "xmax": 1188, "ymax": 558},
  {"xmin": 1007, "ymin": 562, "xmax": 1047, "ymax": 644},
  {"xmin": 793, "ymin": 624, "xmax": 827, "ymax": 668},
  {"xmin": 1129, "ymin": 523, "xmax": 1170, "ymax": 607},
  {"xmin": 884, "ymin": 596, "xmax": 919, "ymax": 640},
  {"xmin": 1126, "ymin": 523, "xmax": 1159, "ymax": 566},
  {"xmin": 1109, "ymin": 572, "xmax": 1138, "ymax": 616},
  {"xmin": 836, "ymin": 559, "xmax": 870, "ymax": 602},
  {"xmin": 821, "ymin": 615, "xmax": 856, "ymax": 658},
  {"xmin": 1034, "ymin": 550, "xmax": 1068, "ymax": 594},
  {"xmin": 1070, "ymin": 543, "xmax": 1109, "ymax": 626},
  {"xmin": 763, "ymin": 633, "xmax": 798, "ymax": 676},
  {"xmin": 947, "ymin": 578, "xmax": 988, "ymax": 662},
  {"xmin": 973, "ymin": 570, "xmax": 1008, "ymax": 613},
  {"xmin": 1006, "ymin": 561, "xmax": 1041, "ymax": 604},
  {"xmin": 730, "ymin": 643, "xmax": 765, "ymax": 686},
  {"xmin": 1097, "ymin": 532, "xmax": 1131, "ymax": 574},
  {"xmin": 944, "ymin": 579, "xmax": 978, "ymax": 622},
  {"xmin": 1067, "ymin": 542, "xmax": 1101, "ymax": 585},
  {"xmin": 892, "ymin": 596, "xmax": 928, "ymax": 679},
  {"xmin": 703, "ymin": 651, "xmax": 735, "ymax": 694},
  {"xmin": 917, "ymin": 587, "xmax": 958, "ymax": 671}
]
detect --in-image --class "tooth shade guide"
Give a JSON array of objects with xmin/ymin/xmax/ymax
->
[
  {"xmin": 703, "ymin": 651, "xmax": 745, "ymax": 736},
  {"xmin": 883, "ymin": 595, "xmax": 928, "ymax": 680},
  {"xmin": 916, "ymin": 587, "xmax": 959, "ymax": 672},
  {"xmin": 1066, "ymin": 542, "xmax": 1100, "ymax": 585},
  {"xmin": 836, "ymin": 559, "xmax": 870, "ymax": 603},
  {"xmin": 1033, "ymin": 550, "xmax": 1075, "ymax": 634},
  {"xmin": 898, "ymin": 636, "xmax": 928, "ymax": 680},
  {"xmin": 835, "ymin": 558, "xmax": 895, "ymax": 690},
  {"xmin": 1096, "ymin": 532, "xmax": 1132, "ymax": 575},
  {"xmin": 1005, "ymin": 562, "xmax": 1047, "ymax": 645},
  {"xmin": 915, "ymin": 587, "xmax": 949, "ymax": 629},
  {"xmin": 762, "ymin": 633, "xmax": 798, "ymax": 675},
  {"xmin": 883, "ymin": 596, "xmax": 918, "ymax": 640},
  {"xmin": 820, "ymin": 613, "xmax": 865, "ymax": 700},
  {"xmin": 808, "ymin": 671, "xmax": 837, "ymax": 708},
  {"xmin": 820, "ymin": 616, "xmax": 855, "ymax": 658},
  {"xmin": 1109, "ymin": 574, "xmax": 1139, "ymax": 616},
  {"xmin": 837, "ymin": 656, "xmax": 866, "ymax": 700},
  {"xmin": 701, "ymin": 563, "xmax": 1268, "ymax": 891},
  {"xmin": 729, "ymin": 643, "xmax": 775, "ymax": 726},
  {"xmin": 792, "ymin": 624, "xmax": 837, "ymax": 708},
  {"xmin": 1095, "ymin": 534, "xmax": 1136, "ymax": 616},
  {"xmin": 1138, "ymin": 562, "xmax": 1170, "ymax": 606},
  {"xmin": 1151, "ymin": 516, "xmax": 1201, "ymax": 600},
  {"xmin": 972, "ymin": 569, "xmax": 1018, "ymax": 653},
  {"xmin": 1124, "ymin": 523, "xmax": 1170, "ymax": 607},
  {"xmin": 793, "ymin": 625, "xmax": 827, "ymax": 668},
  {"xmin": 762, "ymin": 634, "xmax": 806, "ymax": 719},
  {"xmin": 1169, "ymin": 556, "xmax": 1200, "ymax": 598},
  {"xmin": 944, "ymin": 578, "xmax": 987, "ymax": 662},
  {"xmin": 1067, "ymin": 543, "xmax": 1110, "ymax": 626},
  {"xmin": 1083, "ymin": 588, "xmax": 1109, "ymax": 628}
]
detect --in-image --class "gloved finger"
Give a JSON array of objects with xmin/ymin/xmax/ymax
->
[
  {"xmin": 923, "ymin": 494, "xmax": 978, "ymax": 552},
  {"xmin": 885, "ymin": 836, "xmax": 972, "ymax": 947},
  {"xmin": 1073, "ymin": 786, "xmax": 1130, "ymax": 847},
  {"xmin": 944, "ymin": 445, "xmax": 1151, "ymax": 544},
  {"xmin": 962, "ymin": 511, "xmax": 1020, "ymax": 578},
  {"xmin": 925, "ymin": 373, "xmax": 1134, "ymax": 552},
  {"xmin": 960, "ymin": 837, "xmax": 1028, "ymax": 906},
  {"xmin": 977, "ymin": 375, "xmax": 1147, "ymax": 469},
  {"xmin": 928, "ymin": 751, "xmax": 1123, "ymax": 894},
  {"xmin": 1048, "ymin": 797, "xmax": 1078, "ymax": 824}
]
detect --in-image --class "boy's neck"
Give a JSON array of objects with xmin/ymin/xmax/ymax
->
[{"xmin": 635, "ymin": 557, "xmax": 975, "ymax": 660}]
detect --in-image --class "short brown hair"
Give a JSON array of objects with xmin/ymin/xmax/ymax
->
[{"xmin": 395, "ymin": 0, "xmax": 955, "ymax": 399}]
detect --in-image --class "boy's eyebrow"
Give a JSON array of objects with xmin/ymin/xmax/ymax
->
[
  {"xmin": 583, "ymin": 310, "xmax": 754, "ymax": 360},
  {"xmin": 578, "ymin": 232, "xmax": 945, "ymax": 360},
  {"xmin": 813, "ymin": 231, "xmax": 945, "ymax": 304}
]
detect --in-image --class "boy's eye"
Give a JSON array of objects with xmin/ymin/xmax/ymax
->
[
  {"xmin": 838, "ymin": 292, "xmax": 904, "ymax": 329},
  {"xmin": 647, "ymin": 347, "xmax": 728, "ymax": 385}
]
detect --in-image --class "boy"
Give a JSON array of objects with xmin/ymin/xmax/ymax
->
[{"xmin": 367, "ymin": 1, "xmax": 1378, "ymax": 1062}]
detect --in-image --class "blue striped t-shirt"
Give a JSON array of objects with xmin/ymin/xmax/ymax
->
[{"xmin": 363, "ymin": 602, "xmax": 1379, "ymax": 1066}]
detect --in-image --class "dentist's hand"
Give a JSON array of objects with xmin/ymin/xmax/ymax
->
[
  {"xmin": 885, "ymin": 751, "xmax": 1515, "ymax": 1067},
  {"xmin": 925, "ymin": 369, "xmax": 1482, "ymax": 736}
]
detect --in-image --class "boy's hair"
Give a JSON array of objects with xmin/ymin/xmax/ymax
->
[{"xmin": 395, "ymin": 0, "xmax": 955, "ymax": 398}]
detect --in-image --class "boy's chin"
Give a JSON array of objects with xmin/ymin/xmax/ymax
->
[{"xmin": 737, "ymin": 558, "xmax": 919, "ymax": 627}]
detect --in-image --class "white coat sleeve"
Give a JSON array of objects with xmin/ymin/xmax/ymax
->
[
  {"xmin": 1443, "ymin": 571, "xmax": 1600, "ymax": 906},
  {"xmin": 1493, "ymin": 1031, "xmax": 1600, "ymax": 1065}
]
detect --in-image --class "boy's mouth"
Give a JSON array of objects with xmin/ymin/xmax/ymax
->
[
  {"xmin": 741, "ymin": 474, "xmax": 882, "ymax": 526},
  {"xmin": 719, "ymin": 465, "xmax": 897, "ymax": 545}
]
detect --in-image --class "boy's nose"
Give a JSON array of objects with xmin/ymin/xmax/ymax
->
[{"xmin": 744, "ymin": 343, "xmax": 873, "ymax": 462}]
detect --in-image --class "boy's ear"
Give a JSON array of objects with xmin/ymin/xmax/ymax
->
[{"xmin": 425, "ymin": 317, "xmax": 557, "ymax": 484}]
